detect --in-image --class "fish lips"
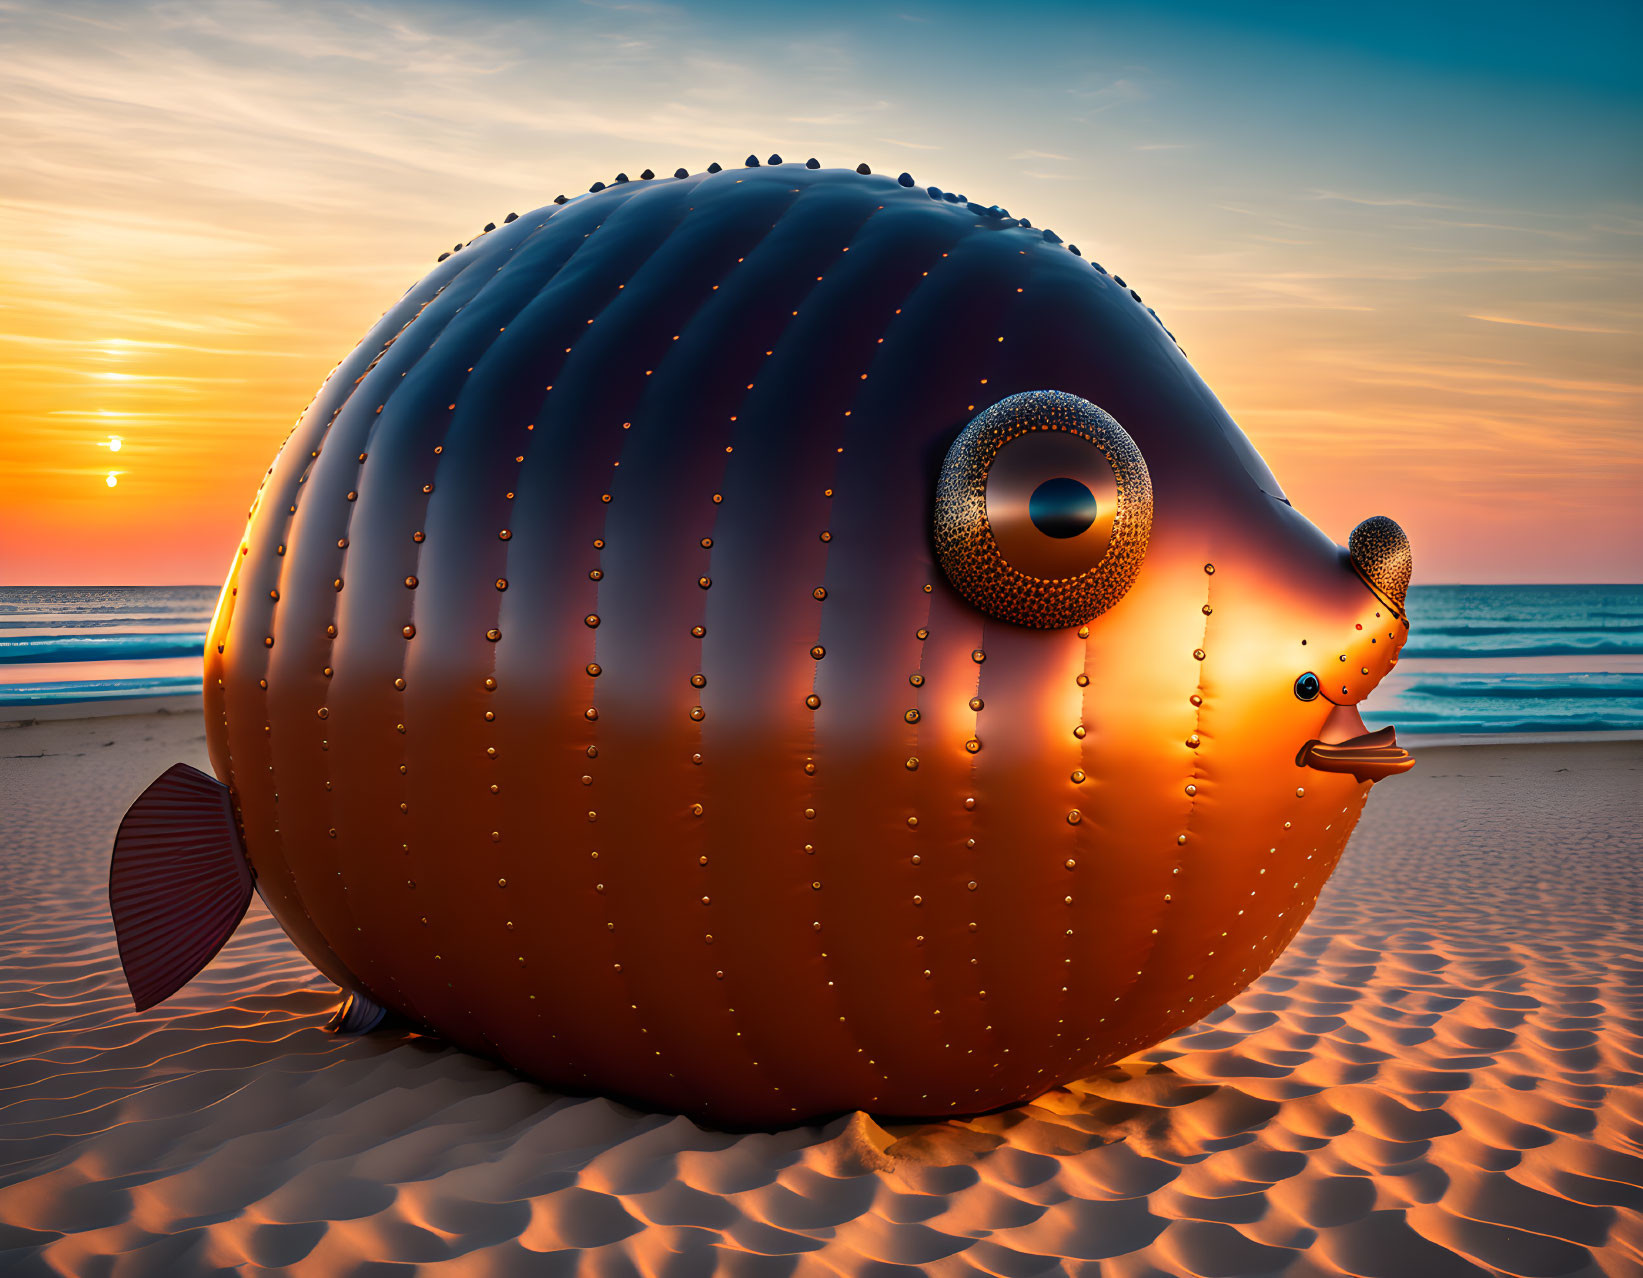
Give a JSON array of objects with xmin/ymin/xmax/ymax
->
[{"xmin": 1296, "ymin": 699, "xmax": 1415, "ymax": 783}]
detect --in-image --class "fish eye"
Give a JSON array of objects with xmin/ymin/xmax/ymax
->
[
  {"xmin": 1294, "ymin": 672, "xmax": 1320, "ymax": 701},
  {"xmin": 933, "ymin": 390, "xmax": 1151, "ymax": 628}
]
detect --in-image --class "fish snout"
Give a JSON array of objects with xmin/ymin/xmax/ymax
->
[
  {"xmin": 1296, "ymin": 700, "xmax": 1415, "ymax": 781},
  {"xmin": 1348, "ymin": 515, "xmax": 1412, "ymax": 615}
]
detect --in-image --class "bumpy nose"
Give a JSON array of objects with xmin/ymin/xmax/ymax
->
[{"xmin": 1348, "ymin": 516, "xmax": 1412, "ymax": 613}]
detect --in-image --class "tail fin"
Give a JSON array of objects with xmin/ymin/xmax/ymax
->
[{"xmin": 109, "ymin": 763, "xmax": 252, "ymax": 1011}]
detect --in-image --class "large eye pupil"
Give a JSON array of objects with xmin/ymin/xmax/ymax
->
[
  {"xmin": 1028, "ymin": 477, "xmax": 1098, "ymax": 539},
  {"xmin": 1294, "ymin": 672, "xmax": 1320, "ymax": 701}
]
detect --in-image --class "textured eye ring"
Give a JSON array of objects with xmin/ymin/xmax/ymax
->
[{"xmin": 933, "ymin": 390, "xmax": 1152, "ymax": 629}]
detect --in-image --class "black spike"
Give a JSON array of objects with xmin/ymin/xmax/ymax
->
[
  {"xmin": 613, "ymin": 173, "xmax": 629, "ymax": 183},
  {"xmin": 674, "ymin": 168, "xmax": 689, "ymax": 179},
  {"xmin": 640, "ymin": 169, "xmax": 654, "ymax": 180},
  {"xmin": 1069, "ymin": 244, "xmax": 1081, "ymax": 257},
  {"xmin": 1042, "ymin": 228, "xmax": 1061, "ymax": 243},
  {"xmin": 927, "ymin": 186, "xmax": 942, "ymax": 198},
  {"xmin": 503, "ymin": 212, "xmax": 518, "ymax": 223},
  {"xmin": 805, "ymin": 158, "xmax": 820, "ymax": 169},
  {"xmin": 483, "ymin": 222, "xmax": 496, "ymax": 232},
  {"xmin": 707, "ymin": 162, "xmax": 722, "ymax": 173},
  {"xmin": 1018, "ymin": 217, "xmax": 1031, "ymax": 228},
  {"xmin": 745, "ymin": 154, "xmax": 760, "ymax": 167},
  {"xmin": 1091, "ymin": 262, "xmax": 1105, "ymax": 274},
  {"xmin": 590, "ymin": 182, "xmax": 605, "ymax": 192},
  {"xmin": 452, "ymin": 243, "xmax": 462, "ymax": 251},
  {"xmin": 437, "ymin": 252, "xmax": 450, "ymax": 262},
  {"xmin": 768, "ymin": 154, "xmax": 783, "ymax": 165},
  {"xmin": 897, "ymin": 172, "xmax": 914, "ymax": 187},
  {"xmin": 553, "ymin": 195, "xmax": 567, "ymax": 205},
  {"xmin": 1114, "ymin": 275, "xmax": 1127, "ymax": 287},
  {"xmin": 856, "ymin": 162, "xmax": 871, "ymax": 174}
]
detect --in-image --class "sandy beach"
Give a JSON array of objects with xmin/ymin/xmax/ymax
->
[{"xmin": 1, "ymin": 705, "xmax": 1638, "ymax": 1276}]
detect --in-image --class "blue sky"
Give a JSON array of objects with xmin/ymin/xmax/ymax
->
[{"xmin": 1, "ymin": 0, "xmax": 1638, "ymax": 581}]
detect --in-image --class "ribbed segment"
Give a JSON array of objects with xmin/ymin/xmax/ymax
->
[{"xmin": 109, "ymin": 763, "xmax": 252, "ymax": 1011}]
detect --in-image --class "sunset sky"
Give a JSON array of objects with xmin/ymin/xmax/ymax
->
[{"xmin": 1, "ymin": 0, "xmax": 1638, "ymax": 585}]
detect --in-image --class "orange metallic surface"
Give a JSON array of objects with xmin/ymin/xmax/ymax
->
[{"xmin": 195, "ymin": 163, "xmax": 1413, "ymax": 1124}]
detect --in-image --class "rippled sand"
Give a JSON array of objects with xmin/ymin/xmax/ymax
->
[{"xmin": 2, "ymin": 709, "xmax": 1639, "ymax": 1275}]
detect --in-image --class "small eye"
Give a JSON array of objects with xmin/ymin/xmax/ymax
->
[
  {"xmin": 1294, "ymin": 672, "xmax": 1320, "ymax": 701},
  {"xmin": 934, "ymin": 391, "xmax": 1152, "ymax": 629}
]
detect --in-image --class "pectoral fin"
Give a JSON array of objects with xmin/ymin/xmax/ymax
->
[{"xmin": 109, "ymin": 762, "xmax": 252, "ymax": 1011}]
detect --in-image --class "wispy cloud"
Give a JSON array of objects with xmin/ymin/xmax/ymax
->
[{"xmin": 1467, "ymin": 314, "xmax": 1628, "ymax": 335}]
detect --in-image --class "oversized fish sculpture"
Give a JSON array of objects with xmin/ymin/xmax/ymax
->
[{"xmin": 110, "ymin": 158, "xmax": 1415, "ymax": 1125}]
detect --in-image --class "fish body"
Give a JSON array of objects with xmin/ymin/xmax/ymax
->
[{"xmin": 111, "ymin": 161, "xmax": 1413, "ymax": 1125}]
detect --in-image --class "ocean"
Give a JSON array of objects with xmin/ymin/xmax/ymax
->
[{"xmin": 2, "ymin": 584, "xmax": 1640, "ymax": 737}]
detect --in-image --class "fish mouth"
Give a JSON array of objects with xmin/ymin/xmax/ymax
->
[{"xmin": 1296, "ymin": 699, "xmax": 1415, "ymax": 783}]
